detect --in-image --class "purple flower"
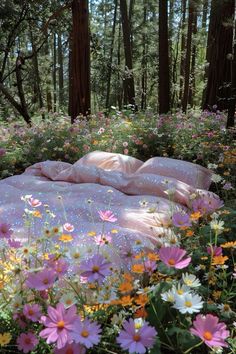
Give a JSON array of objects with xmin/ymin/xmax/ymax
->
[
  {"xmin": 39, "ymin": 303, "xmax": 78, "ymax": 349},
  {"xmin": 192, "ymin": 197, "xmax": 223, "ymax": 215},
  {"xmin": 8, "ymin": 238, "xmax": 22, "ymax": 248},
  {"xmin": 190, "ymin": 314, "xmax": 229, "ymax": 348},
  {"xmin": 0, "ymin": 223, "xmax": 13, "ymax": 239},
  {"xmin": 159, "ymin": 247, "xmax": 191, "ymax": 269},
  {"xmin": 71, "ymin": 317, "xmax": 101, "ymax": 349},
  {"xmin": 0, "ymin": 148, "xmax": 6, "ymax": 157},
  {"xmin": 54, "ymin": 342, "xmax": 86, "ymax": 354},
  {"xmin": 144, "ymin": 260, "xmax": 157, "ymax": 275},
  {"xmin": 207, "ymin": 246, "xmax": 222, "ymax": 257},
  {"xmin": 17, "ymin": 332, "xmax": 39, "ymax": 353},
  {"xmin": 23, "ymin": 304, "xmax": 42, "ymax": 322},
  {"xmin": 172, "ymin": 212, "xmax": 191, "ymax": 228},
  {"xmin": 80, "ymin": 254, "xmax": 112, "ymax": 283},
  {"xmin": 223, "ymin": 182, "xmax": 233, "ymax": 190},
  {"xmin": 26, "ymin": 268, "xmax": 57, "ymax": 290},
  {"xmin": 49, "ymin": 259, "xmax": 69, "ymax": 277},
  {"xmin": 117, "ymin": 318, "xmax": 157, "ymax": 354},
  {"xmin": 98, "ymin": 210, "xmax": 117, "ymax": 222}
]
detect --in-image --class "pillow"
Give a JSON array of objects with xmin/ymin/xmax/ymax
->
[
  {"xmin": 74, "ymin": 151, "xmax": 143, "ymax": 174},
  {"xmin": 135, "ymin": 157, "xmax": 213, "ymax": 189}
]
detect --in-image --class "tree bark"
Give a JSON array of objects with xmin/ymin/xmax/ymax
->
[
  {"xmin": 188, "ymin": 9, "xmax": 198, "ymax": 107},
  {"xmin": 58, "ymin": 32, "xmax": 64, "ymax": 108},
  {"xmin": 15, "ymin": 52, "xmax": 31, "ymax": 124},
  {"xmin": 120, "ymin": 0, "xmax": 136, "ymax": 108},
  {"xmin": 69, "ymin": 0, "xmax": 90, "ymax": 122},
  {"xmin": 141, "ymin": 0, "xmax": 147, "ymax": 110},
  {"xmin": 179, "ymin": 0, "xmax": 187, "ymax": 104},
  {"xmin": 53, "ymin": 33, "xmax": 57, "ymax": 112},
  {"xmin": 158, "ymin": 0, "xmax": 170, "ymax": 114}
]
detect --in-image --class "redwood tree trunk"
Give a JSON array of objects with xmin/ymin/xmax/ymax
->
[
  {"xmin": 120, "ymin": 0, "xmax": 136, "ymax": 108},
  {"xmin": 179, "ymin": 0, "xmax": 187, "ymax": 104},
  {"xmin": 69, "ymin": 0, "xmax": 90, "ymax": 122},
  {"xmin": 202, "ymin": 0, "xmax": 234, "ymax": 110},
  {"xmin": 158, "ymin": 0, "xmax": 170, "ymax": 113}
]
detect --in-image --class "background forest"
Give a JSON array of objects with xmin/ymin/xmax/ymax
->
[{"xmin": 0, "ymin": 0, "xmax": 236, "ymax": 128}]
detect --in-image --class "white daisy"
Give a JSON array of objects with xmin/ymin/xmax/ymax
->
[
  {"xmin": 182, "ymin": 273, "xmax": 201, "ymax": 288},
  {"xmin": 161, "ymin": 289, "xmax": 175, "ymax": 303},
  {"xmin": 172, "ymin": 284, "xmax": 191, "ymax": 297},
  {"xmin": 210, "ymin": 219, "xmax": 224, "ymax": 234},
  {"xmin": 173, "ymin": 293, "xmax": 203, "ymax": 314},
  {"xmin": 59, "ymin": 293, "xmax": 77, "ymax": 308}
]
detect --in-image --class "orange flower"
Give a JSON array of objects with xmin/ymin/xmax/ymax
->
[
  {"xmin": 33, "ymin": 210, "xmax": 42, "ymax": 218},
  {"xmin": 190, "ymin": 211, "xmax": 201, "ymax": 221},
  {"xmin": 123, "ymin": 273, "xmax": 133, "ymax": 282},
  {"xmin": 58, "ymin": 234, "xmax": 73, "ymax": 242},
  {"xmin": 212, "ymin": 290, "xmax": 222, "ymax": 300},
  {"xmin": 147, "ymin": 252, "xmax": 159, "ymax": 261},
  {"xmin": 119, "ymin": 295, "xmax": 133, "ymax": 306},
  {"xmin": 134, "ymin": 307, "xmax": 148, "ymax": 318},
  {"xmin": 134, "ymin": 252, "xmax": 145, "ymax": 260},
  {"xmin": 211, "ymin": 255, "xmax": 229, "ymax": 265},
  {"xmin": 135, "ymin": 294, "xmax": 149, "ymax": 306},
  {"xmin": 221, "ymin": 241, "xmax": 236, "ymax": 248},
  {"xmin": 119, "ymin": 282, "xmax": 133, "ymax": 293},
  {"xmin": 131, "ymin": 264, "xmax": 145, "ymax": 274},
  {"xmin": 186, "ymin": 230, "xmax": 194, "ymax": 237}
]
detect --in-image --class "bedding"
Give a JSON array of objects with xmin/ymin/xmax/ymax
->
[{"xmin": 0, "ymin": 151, "xmax": 219, "ymax": 265}]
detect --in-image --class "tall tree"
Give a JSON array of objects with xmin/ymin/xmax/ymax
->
[
  {"xmin": 202, "ymin": 0, "xmax": 234, "ymax": 110},
  {"xmin": 69, "ymin": 0, "xmax": 90, "ymax": 122},
  {"xmin": 120, "ymin": 0, "xmax": 136, "ymax": 108},
  {"xmin": 158, "ymin": 0, "xmax": 170, "ymax": 113},
  {"xmin": 179, "ymin": 0, "xmax": 187, "ymax": 104}
]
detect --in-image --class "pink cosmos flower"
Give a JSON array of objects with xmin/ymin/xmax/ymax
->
[
  {"xmin": 172, "ymin": 212, "xmax": 191, "ymax": 227},
  {"xmin": 190, "ymin": 314, "xmax": 229, "ymax": 348},
  {"xmin": 159, "ymin": 247, "xmax": 191, "ymax": 269},
  {"xmin": 40, "ymin": 303, "xmax": 79, "ymax": 349},
  {"xmin": 80, "ymin": 254, "xmax": 112, "ymax": 283},
  {"xmin": 17, "ymin": 332, "xmax": 39, "ymax": 353},
  {"xmin": 94, "ymin": 233, "xmax": 112, "ymax": 245},
  {"xmin": 23, "ymin": 304, "xmax": 42, "ymax": 322},
  {"xmin": 98, "ymin": 210, "xmax": 117, "ymax": 222},
  {"xmin": 0, "ymin": 223, "xmax": 13, "ymax": 239},
  {"xmin": 54, "ymin": 342, "xmax": 86, "ymax": 354},
  {"xmin": 48, "ymin": 259, "xmax": 69, "ymax": 277},
  {"xmin": 71, "ymin": 317, "xmax": 101, "ymax": 348},
  {"xmin": 207, "ymin": 246, "xmax": 222, "ymax": 257},
  {"xmin": 26, "ymin": 268, "xmax": 57, "ymax": 290},
  {"xmin": 63, "ymin": 223, "xmax": 75, "ymax": 232},
  {"xmin": 28, "ymin": 197, "xmax": 42, "ymax": 208},
  {"xmin": 192, "ymin": 197, "xmax": 223, "ymax": 215},
  {"xmin": 117, "ymin": 318, "xmax": 157, "ymax": 354},
  {"xmin": 144, "ymin": 260, "xmax": 157, "ymax": 275}
]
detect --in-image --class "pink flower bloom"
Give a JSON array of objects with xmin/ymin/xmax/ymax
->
[
  {"xmin": 144, "ymin": 260, "xmax": 157, "ymax": 275},
  {"xmin": 98, "ymin": 210, "xmax": 117, "ymax": 222},
  {"xmin": 124, "ymin": 148, "xmax": 129, "ymax": 155},
  {"xmin": 207, "ymin": 246, "xmax": 222, "ymax": 257},
  {"xmin": 26, "ymin": 268, "xmax": 57, "ymax": 290},
  {"xmin": 94, "ymin": 233, "xmax": 112, "ymax": 245},
  {"xmin": 40, "ymin": 303, "xmax": 78, "ymax": 349},
  {"xmin": 63, "ymin": 223, "xmax": 74, "ymax": 232},
  {"xmin": 172, "ymin": 212, "xmax": 191, "ymax": 227},
  {"xmin": 48, "ymin": 259, "xmax": 69, "ymax": 277},
  {"xmin": 192, "ymin": 197, "xmax": 223, "ymax": 215},
  {"xmin": 117, "ymin": 318, "xmax": 157, "ymax": 354},
  {"xmin": 23, "ymin": 304, "xmax": 42, "ymax": 322},
  {"xmin": 190, "ymin": 314, "xmax": 229, "ymax": 348},
  {"xmin": 0, "ymin": 148, "xmax": 6, "ymax": 157},
  {"xmin": 0, "ymin": 223, "xmax": 13, "ymax": 239},
  {"xmin": 80, "ymin": 254, "xmax": 112, "ymax": 283},
  {"xmin": 123, "ymin": 141, "xmax": 129, "ymax": 147},
  {"xmin": 159, "ymin": 247, "xmax": 191, "ymax": 269},
  {"xmin": 28, "ymin": 197, "xmax": 42, "ymax": 208},
  {"xmin": 8, "ymin": 238, "xmax": 22, "ymax": 248},
  {"xmin": 54, "ymin": 342, "xmax": 86, "ymax": 354},
  {"xmin": 71, "ymin": 317, "xmax": 101, "ymax": 349},
  {"xmin": 17, "ymin": 332, "xmax": 39, "ymax": 353}
]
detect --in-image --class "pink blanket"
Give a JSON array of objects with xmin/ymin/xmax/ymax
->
[{"xmin": 0, "ymin": 152, "xmax": 217, "ymax": 260}]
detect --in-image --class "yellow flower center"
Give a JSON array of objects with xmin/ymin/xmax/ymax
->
[
  {"xmin": 168, "ymin": 258, "xmax": 176, "ymax": 265},
  {"xmin": 81, "ymin": 330, "xmax": 89, "ymax": 338},
  {"xmin": 66, "ymin": 299, "xmax": 72, "ymax": 305},
  {"xmin": 133, "ymin": 334, "xmax": 141, "ymax": 342},
  {"xmin": 57, "ymin": 320, "xmax": 65, "ymax": 329},
  {"xmin": 28, "ymin": 309, "xmax": 34, "ymax": 315},
  {"xmin": 184, "ymin": 301, "xmax": 192, "ymax": 307},
  {"xmin": 203, "ymin": 331, "xmax": 213, "ymax": 341},
  {"xmin": 177, "ymin": 289, "xmax": 184, "ymax": 295},
  {"xmin": 92, "ymin": 266, "xmax": 100, "ymax": 273}
]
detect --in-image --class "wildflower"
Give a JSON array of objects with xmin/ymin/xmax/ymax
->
[
  {"xmin": 173, "ymin": 293, "xmax": 203, "ymax": 314},
  {"xmin": 59, "ymin": 234, "xmax": 73, "ymax": 242},
  {"xmin": 135, "ymin": 294, "xmax": 149, "ymax": 307},
  {"xmin": 211, "ymin": 174, "xmax": 223, "ymax": 183},
  {"xmin": 32, "ymin": 210, "xmax": 42, "ymax": 218},
  {"xmin": 63, "ymin": 223, "xmax": 74, "ymax": 232},
  {"xmin": 119, "ymin": 295, "xmax": 133, "ymax": 306},
  {"xmin": 161, "ymin": 289, "xmax": 175, "ymax": 303},
  {"xmin": 182, "ymin": 273, "xmax": 201, "ymax": 287},
  {"xmin": 132, "ymin": 264, "xmax": 145, "ymax": 273},
  {"xmin": 117, "ymin": 318, "xmax": 157, "ymax": 354},
  {"xmin": 26, "ymin": 268, "xmax": 57, "ymax": 290},
  {"xmin": 172, "ymin": 284, "xmax": 191, "ymax": 296},
  {"xmin": 207, "ymin": 246, "xmax": 222, "ymax": 257},
  {"xmin": 190, "ymin": 314, "xmax": 229, "ymax": 348},
  {"xmin": 94, "ymin": 233, "xmax": 112, "ymax": 245},
  {"xmin": 11, "ymin": 295, "xmax": 23, "ymax": 311},
  {"xmin": 0, "ymin": 148, "xmax": 6, "ymax": 157},
  {"xmin": 80, "ymin": 254, "xmax": 112, "ymax": 283},
  {"xmin": 186, "ymin": 230, "xmax": 194, "ymax": 237},
  {"xmin": 8, "ymin": 238, "xmax": 22, "ymax": 248},
  {"xmin": 0, "ymin": 223, "xmax": 13, "ymax": 239},
  {"xmin": 159, "ymin": 247, "xmax": 191, "ymax": 269},
  {"xmin": 28, "ymin": 197, "xmax": 42, "ymax": 208},
  {"xmin": 87, "ymin": 231, "xmax": 96, "ymax": 237},
  {"xmin": 40, "ymin": 303, "xmax": 78, "ymax": 349},
  {"xmin": 0, "ymin": 332, "xmax": 12, "ymax": 346},
  {"xmin": 210, "ymin": 220, "xmax": 224, "ymax": 234},
  {"xmin": 221, "ymin": 241, "xmax": 236, "ymax": 248},
  {"xmin": 144, "ymin": 260, "xmax": 157, "ymax": 275},
  {"xmin": 98, "ymin": 210, "xmax": 117, "ymax": 222},
  {"xmin": 71, "ymin": 317, "xmax": 101, "ymax": 349},
  {"xmin": 218, "ymin": 304, "xmax": 233, "ymax": 317},
  {"xmin": 211, "ymin": 255, "xmax": 228, "ymax": 266},
  {"xmin": 119, "ymin": 282, "xmax": 133, "ymax": 293},
  {"xmin": 59, "ymin": 293, "xmax": 77, "ymax": 309},
  {"xmin": 23, "ymin": 304, "xmax": 42, "ymax": 322},
  {"xmin": 17, "ymin": 332, "xmax": 39, "ymax": 353},
  {"xmin": 222, "ymin": 182, "xmax": 233, "ymax": 190},
  {"xmin": 172, "ymin": 212, "xmax": 191, "ymax": 228},
  {"xmin": 54, "ymin": 342, "xmax": 86, "ymax": 354}
]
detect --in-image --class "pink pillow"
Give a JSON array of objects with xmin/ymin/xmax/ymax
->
[
  {"xmin": 75, "ymin": 151, "xmax": 143, "ymax": 174},
  {"xmin": 135, "ymin": 157, "xmax": 213, "ymax": 189}
]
